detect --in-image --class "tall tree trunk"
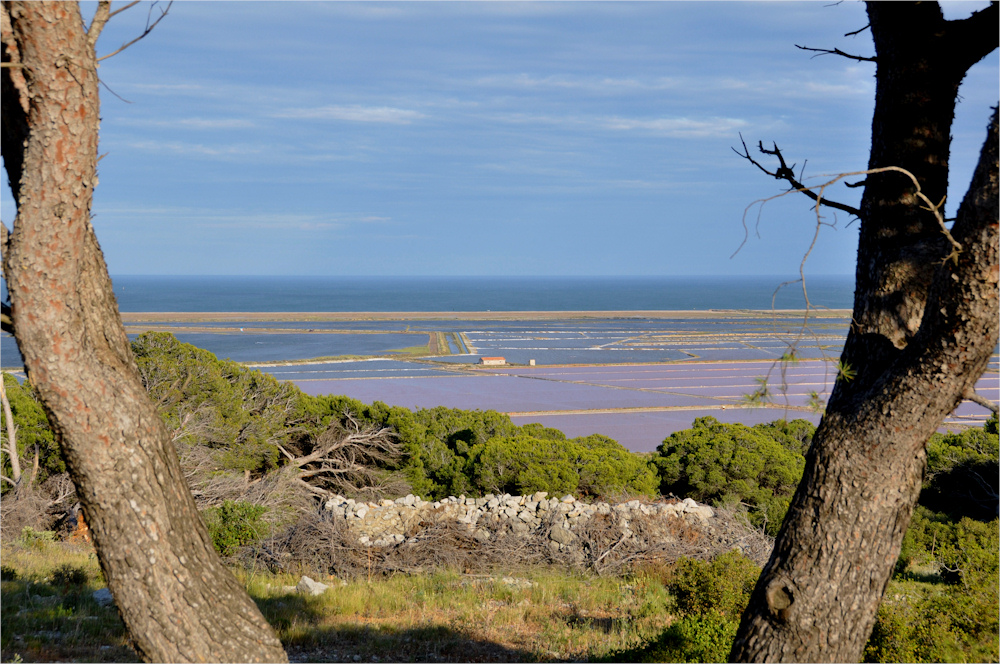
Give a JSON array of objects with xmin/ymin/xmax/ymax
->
[
  {"xmin": 731, "ymin": 4, "xmax": 998, "ymax": 662},
  {"xmin": 0, "ymin": 3, "xmax": 287, "ymax": 661}
]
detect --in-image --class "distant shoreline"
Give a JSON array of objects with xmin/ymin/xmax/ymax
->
[{"xmin": 119, "ymin": 309, "xmax": 853, "ymax": 323}]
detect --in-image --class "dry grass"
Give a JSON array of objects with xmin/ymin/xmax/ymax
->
[
  {"xmin": 241, "ymin": 567, "xmax": 675, "ymax": 662},
  {"xmin": 1, "ymin": 532, "xmax": 684, "ymax": 663},
  {"xmin": 1, "ymin": 504, "xmax": 769, "ymax": 662}
]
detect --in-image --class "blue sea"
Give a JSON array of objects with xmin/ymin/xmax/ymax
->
[
  {"xmin": 3, "ymin": 275, "xmax": 854, "ymax": 312},
  {"xmin": 104, "ymin": 274, "xmax": 853, "ymax": 312},
  {"xmin": 1, "ymin": 275, "xmax": 856, "ymax": 368}
]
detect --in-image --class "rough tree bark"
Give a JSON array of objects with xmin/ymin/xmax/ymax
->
[
  {"xmin": 731, "ymin": 3, "xmax": 998, "ymax": 662},
  {"xmin": 0, "ymin": 3, "xmax": 287, "ymax": 661}
]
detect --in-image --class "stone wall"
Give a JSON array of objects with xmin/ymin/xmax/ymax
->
[{"xmin": 323, "ymin": 491, "xmax": 718, "ymax": 556}]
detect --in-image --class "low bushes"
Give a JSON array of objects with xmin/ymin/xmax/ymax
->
[
  {"xmin": 652, "ymin": 416, "xmax": 810, "ymax": 534},
  {"xmin": 203, "ymin": 500, "xmax": 270, "ymax": 557},
  {"xmin": 601, "ymin": 550, "xmax": 761, "ymax": 663},
  {"xmin": 303, "ymin": 395, "xmax": 658, "ymax": 501},
  {"xmin": 472, "ymin": 432, "xmax": 658, "ymax": 499}
]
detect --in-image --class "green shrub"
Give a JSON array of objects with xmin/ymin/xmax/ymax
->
[
  {"xmin": 472, "ymin": 434, "xmax": 580, "ymax": 497},
  {"xmin": 653, "ymin": 417, "xmax": 808, "ymax": 534},
  {"xmin": 1, "ymin": 565, "xmax": 18, "ymax": 581},
  {"xmin": 132, "ymin": 332, "xmax": 293, "ymax": 475},
  {"xmin": 752, "ymin": 418, "xmax": 815, "ymax": 456},
  {"xmin": 639, "ymin": 612, "xmax": 740, "ymax": 663},
  {"xmin": 1, "ymin": 373, "xmax": 61, "ymax": 490},
  {"xmin": 18, "ymin": 527, "xmax": 55, "ymax": 549},
  {"xmin": 573, "ymin": 434, "xmax": 658, "ymax": 498},
  {"xmin": 470, "ymin": 432, "xmax": 658, "ymax": 499},
  {"xmin": 601, "ymin": 551, "xmax": 760, "ymax": 663},
  {"xmin": 935, "ymin": 517, "xmax": 998, "ymax": 587},
  {"xmin": 920, "ymin": 421, "xmax": 998, "ymax": 521},
  {"xmin": 870, "ymin": 518, "xmax": 998, "ymax": 662},
  {"xmin": 204, "ymin": 500, "xmax": 269, "ymax": 557},
  {"xmin": 51, "ymin": 564, "xmax": 88, "ymax": 587},
  {"xmin": 667, "ymin": 550, "xmax": 760, "ymax": 620},
  {"xmin": 865, "ymin": 574, "xmax": 999, "ymax": 662},
  {"xmin": 302, "ymin": 395, "xmax": 656, "ymax": 501}
]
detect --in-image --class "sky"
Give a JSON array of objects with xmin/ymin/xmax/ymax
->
[{"xmin": 1, "ymin": 1, "xmax": 997, "ymax": 277}]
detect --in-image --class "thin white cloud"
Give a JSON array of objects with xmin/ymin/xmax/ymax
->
[
  {"xmin": 95, "ymin": 205, "xmax": 390, "ymax": 232},
  {"xmin": 473, "ymin": 73, "xmax": 682, "ymax": 93},
  {"xmin": 125, "ymin": 139, "xmax": 261, "ymax": 158},
  {"xmin": 474, "ymin": 162, "xmax": 583, "ymax": 178},
  {"xmin": 274, "ymin": 105, "xmax": 425, "ymax": 124},
  {"xmin": 128, "ymin": 83, "xmax": 205, "ymax": 92},
  {"xmin": 604, "ymin": 116, "xmax": 748, "ymax": 138},
  {"xmin": 116, "ymin": 117, "xmax": 255, "ymax": 130},
  {"xmin": 176, "ymin": 118, "xmax": 256, "ymax": 129},
  {"xmin": 715, "ymin": 73, "xmax": 874, "ymax": 100}
]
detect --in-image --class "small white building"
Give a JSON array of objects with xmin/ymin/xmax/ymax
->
[{"xmin": 479, "ymin": 356, "xmax": 506, "ymax": 366}]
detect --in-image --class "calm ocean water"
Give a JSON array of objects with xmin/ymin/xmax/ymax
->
[
  {"xmin": 90, "ymin": 275, "xmax": 854, "ymax": 312},
  {"xmin": 1, "ymin": 275, "xmax": 856, "ymax": 368}
]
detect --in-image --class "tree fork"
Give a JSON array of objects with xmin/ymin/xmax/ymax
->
[{"xmin": 1, "ymin": 3, "xmax": 286, "ymax": 661}]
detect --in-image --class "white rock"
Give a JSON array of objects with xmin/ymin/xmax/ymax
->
[
  {"xmin": 688, "ymin": 505, "xmax": 714, "ymax": 520},
  {"xmin": 500, "ymin": 576, "xmax": 536, "ymax": 589},
  {"xmin": 296, "ymin": 576, "xmax": 329, "ymax": 597},
  {"xmin": 549, "ymin": 527, "xmax": 577, "ymax": 545}
]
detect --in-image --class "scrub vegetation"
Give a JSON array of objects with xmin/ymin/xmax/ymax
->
[{"xmin": 1, "ymin": 332, "xmax": 996, "ymax": 662}]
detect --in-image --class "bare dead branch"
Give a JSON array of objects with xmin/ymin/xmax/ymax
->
[
  {"xmin": 87, "ymin": 1, "xmax": 112, "ymax": 48},
  {"xmin": 734, "ymin": 165, "xmax": 961, "ymax": 265},
  {"xmin": 0, "ymin": 372, "xmax": 21, "ymax": 483},
  {"xmin": 844, "ymin": 23, "xmax": 870, "ymax": 38},
  {"xmin": 276, "ymin": 412, "xmax": 405, "ymax": 499},
  {"xmin": 107, "ymin": 1, "xmax": 142, "ymax": 20},
  {"xmin": 733, "ymin": 135, "xmax": 861, "ymax": 218},
  {"xmin": 964, "ymin": 387, "xmax": 999, "ymax": 414},
  {"xmin": 99, "ymin": 78, "xmax": 134, "ymax": 104},
  {"xmin": 96, "ymin": 1, "xmax": 173, "ymax": 62},
  {"xmin": 794, "ymin": 43, "xmax": 875, "ymax": 62},
  {"xmin": 294, "ymin": 477, "xmax": 332, "ymax": 497},
  {"xmin": 45, "ymin": 473, "xmax": 76, "ymax": 508}
]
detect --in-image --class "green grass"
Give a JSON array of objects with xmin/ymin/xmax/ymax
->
[
  {"xmin": 1, "ymin": 539, "xmax": 134, "ymax": 662},
  {"xmin": 240, "ymin": 567, "xmax": 674, "ymax": 662},
  {"xmin": 2, "ymin": 538, "xmax": 678, "ymax": 663}
]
